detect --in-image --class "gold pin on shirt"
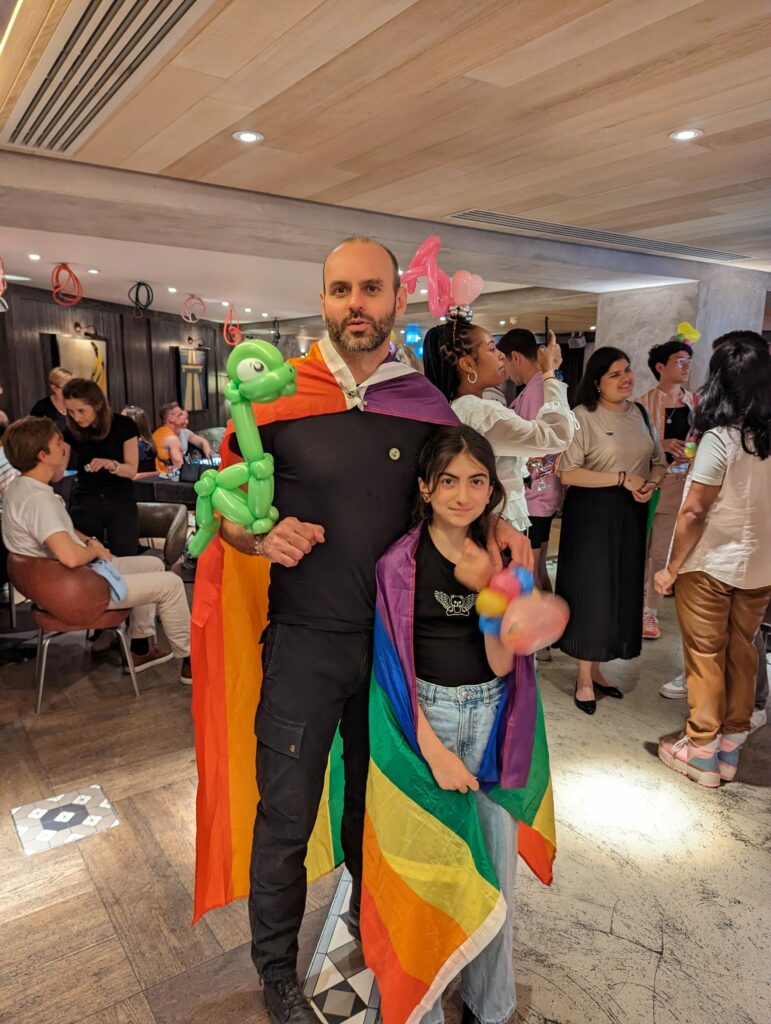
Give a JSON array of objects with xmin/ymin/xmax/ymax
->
[{"xmin": 389, "ymin": 447, "xmax": 401, "ymax": 461}]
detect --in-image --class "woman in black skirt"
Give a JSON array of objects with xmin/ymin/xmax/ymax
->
[
  {"xmin": 62, "ymin": 379, "xmax": 140, "ymax": 556},
  {"xmin": 556, "ymin": 347, "xmax": 667, "ymax": 714}
]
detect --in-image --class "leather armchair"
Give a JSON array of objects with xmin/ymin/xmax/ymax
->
[
  {"xmin": 137, "ymin": 502, "xmax": 188, "ymax": 569},
  {"xmin": 6, "ymin": 554, "xmax": 139, "ymax": 713}
]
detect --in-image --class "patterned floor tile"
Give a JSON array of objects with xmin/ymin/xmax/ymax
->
[
  {"xmin": 304, "ymin": 870, "xmax": 380, "ymax": 1022},
  {"xmin": 10, "ymin": 784, "xmax": 119, "ymax": 856}
]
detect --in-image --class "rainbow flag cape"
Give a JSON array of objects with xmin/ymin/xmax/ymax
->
[
  {"xmin": 190, "ymin": 339, "xmax": 457, "ymax": 923},
  {"xmin": 362, "ymin": 525, "xmax": 556, "ymax": 1024}
]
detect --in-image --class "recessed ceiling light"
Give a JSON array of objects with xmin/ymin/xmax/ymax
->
[
  {"xmin": 221, "ymin": 301, "xmax": 230, "ymax": 307},
  {"xmin": 439, "ymin": 316, "xmax": 446, "ymax": 322},
  {"xmin": 232, "ymin": 130, "xmax": 264, "ymax": 144},
  {"xmin": 400, "ymin": 329, "xmax": 405, "ymax": 334},
  {"xmin": 261, "ymin": 312, "xmax": 269, "ymax": 318},
  {"xmin": 28, "ymin": 253, "xmax": 41, "ymax": 261},
  {"xmin": 244, "ymin": 307, "xmax": 252, "ymax": 313},
  {"xmin": 590, "ymin": 324, "xmax": 596, "ymax": 330},
  {"xmin": 499, "ymin": 320, "xmax": 506, "ymax": 326},
  {"xmin": 5, "ymin": 274, "xmax": 31, "ymax": 282},
  {"xmin": 420, "ymin": 288, "xmax": 428, "ymax": 295},
  {"xmin": 668, "ymin": 128, "xmax": 703, "ymax": 142},
  {"xmin": 87, "ymin": 268, "xmax": 99, "ymax": 275},
  {"xmin": 167, "ymin": 286, "xmax": 177, "ymax": 293}
]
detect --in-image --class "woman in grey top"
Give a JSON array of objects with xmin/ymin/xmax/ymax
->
[{"xmin": 556, "ymin": 347, "xmax": 667, "ymax": 715}]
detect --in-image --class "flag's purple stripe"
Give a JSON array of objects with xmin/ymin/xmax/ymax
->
[{"xmin": 365, "ymin": 375, "xmax": 459, "ymax": 425}]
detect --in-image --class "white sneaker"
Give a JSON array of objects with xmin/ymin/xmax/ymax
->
[
  {"xmin": 659, "ymin": 673, "xmax": 687, "ymax": 699},
  {"xmin": 90, "ymin": 629, "xmax": 117, "ymax": 653},
  {"xmin": 749, "ymin": 707, "xmax": 767, "ymax": 733}
]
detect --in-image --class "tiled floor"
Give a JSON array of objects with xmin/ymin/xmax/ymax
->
[
  {"xmin": 11, "ymin": 783, "xmax": 119, "ymax": 855},
  {"xmin": 0, "ymin": 588, "xmax": 768, "ymax": 1024},
  {"xmin": 304, "ymin": 870, "xmax": 380, "ymax": 1024}
]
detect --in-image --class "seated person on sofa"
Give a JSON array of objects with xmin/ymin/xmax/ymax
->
[{"xmin": 1, "ymin": 416, "xmax": 193, "ymax": 683}]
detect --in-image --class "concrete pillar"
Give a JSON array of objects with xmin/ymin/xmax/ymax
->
[
  {"xmin": 594, "ymin": 283, "xmax": 699, "ymax": 396},
  {"xmin": 595, "ymin": 268, "xmax": 769, "ymax": 394}
]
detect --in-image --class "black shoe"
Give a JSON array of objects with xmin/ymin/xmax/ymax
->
[
  {"xmin": 462, "ymin": 1003, "xmax": 481, "ymax": 1024},
  {"xmin": 263, "ymin": 976, "xmax": 317, "ymax": 1024},
  {"xmin": 347, "ymin": 876, "xmax": 361, "ymax": 942},
  {"xmin": 574, "ymin": 683, "xmax": 596, "ymax": 715},
  {"xmin": 593, "ymin": 681, "xmax": 624, "ymax": 699}
]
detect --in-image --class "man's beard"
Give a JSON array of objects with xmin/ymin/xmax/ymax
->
[{"xmin": 326, "ymin": 306, "xmax": 396, "ymax": 354}]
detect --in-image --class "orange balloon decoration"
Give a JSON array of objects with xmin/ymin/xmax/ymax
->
[
  {"xmin": 223, "ymin": 305, "xmax": 243, "ymax": 346},
  {"xmin": 51, "ymin": 263, "xmax": 83, "ymax": 307}
]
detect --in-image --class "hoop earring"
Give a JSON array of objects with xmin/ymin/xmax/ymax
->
[{"xmin": 467, "ymin": 371, "xmax": 478, "ymax": 385}]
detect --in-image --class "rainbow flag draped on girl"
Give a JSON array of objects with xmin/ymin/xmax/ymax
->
[{"xmin": 362, "ymin": 526, "xmax": 556, "ymax": 1024}]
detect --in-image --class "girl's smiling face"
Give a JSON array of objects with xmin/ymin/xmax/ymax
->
[{"xmin": 420, "ymin": 450, "xmax": 494, "ymax": 530}]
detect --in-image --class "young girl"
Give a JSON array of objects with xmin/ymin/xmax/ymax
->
[{"xmin": 364, "ymin": 425, "xmax": 555, "ymax": 1024}]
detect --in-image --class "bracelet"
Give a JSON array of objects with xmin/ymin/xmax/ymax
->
[
  {"xmin": 109, "ymin": 460, "xmax": 120, "ymax": 474},
  {"xmin": 618, "ymin": 471, "xmax": 626, "ymax": 487},
  {"xmin": 542, "ymin": 373, "xmax": 556, "ymax": 382}
]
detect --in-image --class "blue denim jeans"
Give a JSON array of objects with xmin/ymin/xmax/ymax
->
[{"xmin": 417, "ymin": 677, "xmax": 518, "ymax": 1024}]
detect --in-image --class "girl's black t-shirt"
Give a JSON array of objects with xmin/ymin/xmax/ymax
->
[
  {"xmin": 30, "ymin": 395, "xmax": 67, "ymax": 432},
  {"xmin": 413, "ymin": 529, "xmax": 494, "ymax": 688},
  {"xmin": 64, "ymin": 413, "xmax": 139, "ymax": 497}
]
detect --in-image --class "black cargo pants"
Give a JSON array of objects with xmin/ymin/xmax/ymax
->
[{"xmin": 248, "ymin": 622, "xmax": 372, "ymax": 981}]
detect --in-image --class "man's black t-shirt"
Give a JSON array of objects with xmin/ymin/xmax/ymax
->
[
  {"xmin": 231, "ymin": 408, "xmax": 437, "ymax": 631},
  {"xmin": 663, "ymin": 405, "xmax": 691, "ymax": 464},
  {"xmin": 413, "ymin": 529, "xmax": 492, "ymax": 687},
  {"xmin": 64, "ymin": 413, "xmax": 139, "ymax": 497}
]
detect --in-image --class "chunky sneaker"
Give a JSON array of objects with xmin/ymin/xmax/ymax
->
[
  {"xmin": 717, "ymin": 732, "xmax": 748, "ymax": 782},
  {"xmin": 749, "ymin": 707, "xmax": 767, "ymax": 733},
  {"xmin": 180, "ymin": 657, "xmax": 193, "ymax": 685},
  {"xmin": 131, "ymin": 643, "xmax": 174, "ymax": 674},
  {"xmin": 642, "ymin": 611, "xmax": 661, "ymax": 639},
  {"xmin": 658, "ymin": 732, "xmax": 720, "ymax": 788},
  {"xmin": 262, "ymin": 976, "xmax": 317, "ymax": 1024},
  {"xmin": 659, "ymin": 672, "xmax": 687, "ymax": 699}
]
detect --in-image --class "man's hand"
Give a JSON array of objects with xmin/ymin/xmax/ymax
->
[
  {"xmin": 655, "ymin": 566, "xmax": 677, "ymax": 595},
  {"xmin": 220, "ymin": 516, "xmax": 324, "ymax": 567},
  {"xmin": 490, "ymin": 518, "xmax": 534, "ymax": 573},
  {"xmin": 455, "ymin": 538, "xmax": 496, "ymax": 592},
  {"xmin": 261, "ymin": 517, "xmax": 325, "ymax": 567},
  {"xmin": 426, "ymin": 745, "xmax": 479, "ymax": 794}
]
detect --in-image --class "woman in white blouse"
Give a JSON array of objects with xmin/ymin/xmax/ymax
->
[
  {"xmin": 655, "ymin": 332, "xmax": 771, "ymax": 787},
  {"xmin": 423, "ymin": 317, "xmax": 574, "ymax": 533}
]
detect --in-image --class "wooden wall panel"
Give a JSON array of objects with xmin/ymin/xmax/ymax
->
[{"xmin": 0, "ymin": 286, "xmax": 226, "ymax": 431}]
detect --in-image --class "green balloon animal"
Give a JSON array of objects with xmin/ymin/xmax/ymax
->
[{"xmin": 187, "ymin": 340, "xmax": 297, "ymax": 557}]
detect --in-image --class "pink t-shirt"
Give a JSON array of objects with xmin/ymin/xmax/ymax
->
[{"xmin": 511, "ymin": 371, "xmax": 563, "ymax": 518}]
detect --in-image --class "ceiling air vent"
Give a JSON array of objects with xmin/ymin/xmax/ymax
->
[
  {"xmin": 0, "ymin": 0, "xmax": 216, "ymax": 155},
  {"xmin": 449, "ymin": 210, "xmax": 751, "ymax": 264}
]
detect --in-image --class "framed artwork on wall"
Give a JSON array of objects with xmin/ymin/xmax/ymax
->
[
  {"xmin": 47, "ymin": 334, "xmax": 108, "ymax": 393},
  {"xmin": 174, "ymin": 345, "xmax": 209, "ymax": 411}
]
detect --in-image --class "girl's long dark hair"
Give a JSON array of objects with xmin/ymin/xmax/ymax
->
[
  {"xmin": 423, "ymin": 318, "xmax": 478, "ymax": 401},
  {"xmin": 414, "ymin": 425, "xmax": 505, "ymax": 549},
  {"xmin": 122, "ymin": 405, "xmax": 157, "ymax": 456},
  {"xmin": 693, "ymin": 331, "xmax": 770, "ymax": 460},
  {"xmin": 572, "ymin": 346, "xmax": 631, "ymax": 410}
]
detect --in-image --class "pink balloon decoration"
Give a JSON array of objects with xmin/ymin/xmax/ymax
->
[
  {"xmin": 451, "ymin": 270, "xmax": 485, "ymax": 307},
  {"xmin": 489, "ymin": 569, "xmax": 521, "ymax": 601},
  {"xmin": 400, "ymin": 234, "xmax": 453, "ymax": 318},
  {"xmin": 500, "ymin": 592, "xmax": 570, "ymax": 655}
]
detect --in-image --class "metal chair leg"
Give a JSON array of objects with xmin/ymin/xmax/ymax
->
[
  {"xmin": 35, "ymin": 633, "xmax": 54, "ymax": 715},
  {"xmin": 34, "ymin": 628, "xmax": 43, "ymax": 691},
  {"xmin": 9, "ymin": 584, "xmax": 17, "ymax": 630},
  {"xmin": 116, "ymin": 624, "xmax": 140, "ymax": 699}
]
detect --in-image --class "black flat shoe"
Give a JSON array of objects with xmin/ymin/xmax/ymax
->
[
  {"xmin": 574, "ymin": 684, "xmax": 596, "ymax": 715},
  {"xmin": 461, "ymin": 1003, "xmax": 481, "ymax": 1024},
  {"xmin": 593, "ymin": 682, "xmax": 624, "ymax": 699}
]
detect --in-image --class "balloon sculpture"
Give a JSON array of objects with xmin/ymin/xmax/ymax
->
[
  {"xmin": 187, "ymin": 340, "xmax": 297, "ymax": 557},
  {"xmin": 401, "ymin": 235, "xmax": 485, "ymax": 319},
  {"xmin": 476, "ymin": 565, "xmax": 569, "ymax": 656},
  {"xmin": 671, "ymin": 321, "xmax": 701, "ymax": 345}
]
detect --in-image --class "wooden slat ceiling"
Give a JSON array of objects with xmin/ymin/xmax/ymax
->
[{"xmin": 2, "ymin": 0, "xmax": 770, "ymax": 265}]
